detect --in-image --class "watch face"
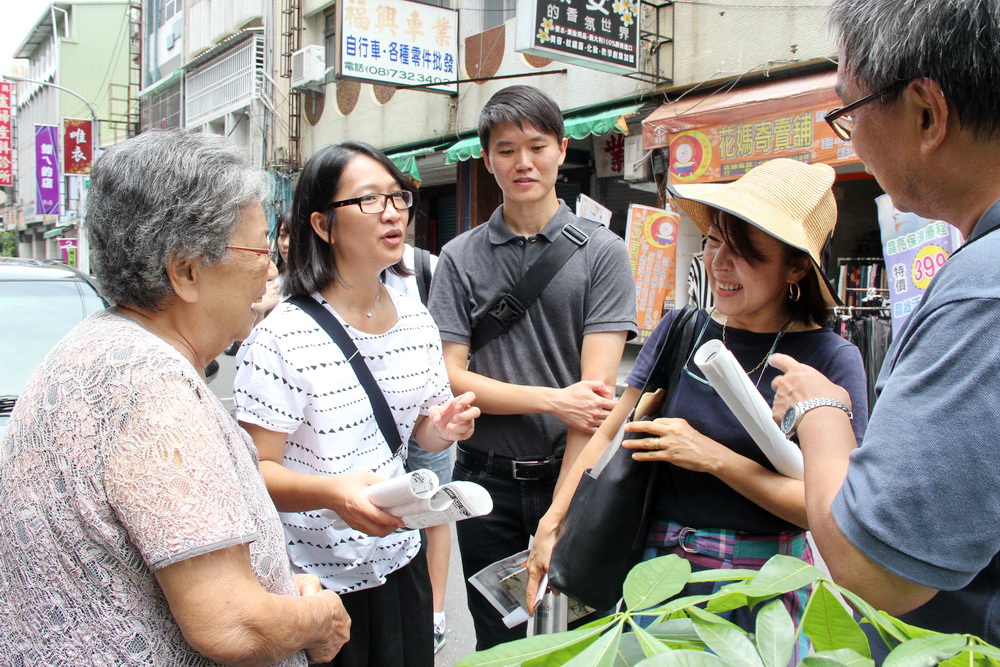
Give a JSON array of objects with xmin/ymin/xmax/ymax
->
[{"xmin": 781, "ymin": 405, "xmax": 798, "ymax": 435}]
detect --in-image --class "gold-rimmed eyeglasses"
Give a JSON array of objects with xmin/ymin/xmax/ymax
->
[
  {"xmin": 226, "ymin": 244, "xmax": 273, "ymax": 257},
  {"xmin": 824, "ymin": 80, "xmax": 910, "ymax": 141}
]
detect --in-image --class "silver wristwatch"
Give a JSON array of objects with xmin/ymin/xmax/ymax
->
[{"xmin": 781, "ymin": 398, "xmax": 853, "ymax": 438}]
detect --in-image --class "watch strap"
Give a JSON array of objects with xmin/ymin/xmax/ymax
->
[{"xmin": 797, "ymin": 397, "xmax": 853, "ymax": 421}]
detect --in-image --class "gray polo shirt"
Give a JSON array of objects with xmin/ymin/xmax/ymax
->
[
  {"xmin": 428, "ymin": 202, "xmax": 637, "ymax": 459},
  {"xmin": 832, "ymin": 198, "xmax": 1000, "ymax": 643}
]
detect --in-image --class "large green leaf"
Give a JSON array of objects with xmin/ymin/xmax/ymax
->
[
  {"xmin": 883, "ymin": 635, "xmax": 970, "ymax": 667},
  {"xmin": 646, "ymin": 619, "xmax": 704, "ymax": 645},
  {"xmin": 562, "ymin": 621, "xmax": 625, "ymax": 667},
  {"xmin": 800, "ymin": 648, "xmax": 876, "ymax": 666},
  {"xmin": 825, "ymin": 583, "xmax": 907, "ymax": 645},
  {"xmin": 705, "ymin": 589, "xmax": 777, "ymax": 613},
  {"xmin": 628, "ymin": 619, "xmax": 669, "ymax": 658},
  {"xmin": 691, "ymin": 614, "xmax": 764, "ymax": 667},
  {"xmin": 938, "ymin": 650, "xmax": 992, "ymax": 667},
  {"xmin": 964, "ymin": 642, "xmax": 1000, "ymax": 662},
  {"xmin": 456, "ymin": 624, "xmax": 606, "ymax": 667},
  {"xmin": 614, "ymin": 632, "xmax": 651, "ymax": 667},
  {"xmin": 747, "ymin": 555, "xmax": 824, "ymax": 595},
  {"xmin": 755, "ymin": 599, "xmax": 795, "ymax": 667},
  {"xmin": 688, "ymin": 568, "xmax": 760, "ymax": 583},
  {"xmin": 883, "ymin": 612, "xmax": 942, "ymax": 640},
  {"xmin": 636, "ymin": 650, "xmax": 729, "ymax": 666},
  {"xmin": 625, "ymin": 555, "xmax": 693, "ymax": 611},
  {"xmin": 685, "ymin": 602, "xmax": 746, "ymax": 631},
  {"xmin": 801, "ymin": 583, "xmax": 871, "ymax": 658}
]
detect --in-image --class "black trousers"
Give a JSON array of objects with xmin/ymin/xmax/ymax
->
[{"xmin": 316, "ymin": 545, "xmax": 433, "ymax": 667}]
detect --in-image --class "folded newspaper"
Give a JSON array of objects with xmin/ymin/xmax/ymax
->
[
  {"xmin": 468, "ymin": 549, "xmax": 593, "ymax": 629},
  {"xmin": 321, "ymin": 469, "xmax": 493, "ymax": 530}
]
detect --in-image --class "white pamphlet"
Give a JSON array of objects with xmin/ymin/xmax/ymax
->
[
  {"xmin": 693, "ymin": 339, "xmax": 804, "ymax": 479},
  {"xmin": 321, "ymin": 469, "xmax": 494, "ymax": 530}
]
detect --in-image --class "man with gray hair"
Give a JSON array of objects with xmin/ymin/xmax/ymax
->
[{"xmin": 769, "ymin": 0, "xmax": 1000, "ymax": 646}]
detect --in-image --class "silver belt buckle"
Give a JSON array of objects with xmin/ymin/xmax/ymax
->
[
  {"xmin": 511, "ymin": 458, "xmax": 547, "ymax": 480},
  {"xmin": 677, "ymin": 526, "xmax": 698, "ymax": 553}
]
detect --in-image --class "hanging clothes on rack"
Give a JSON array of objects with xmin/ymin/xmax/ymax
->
[{"xmin": 834, "ymin": 306, "xmax": 892, "ymax": 416}]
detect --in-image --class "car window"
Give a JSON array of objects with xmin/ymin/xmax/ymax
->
[{"xmin": 0, "ymin": 280, "xmax": 106, "ymax": 396}]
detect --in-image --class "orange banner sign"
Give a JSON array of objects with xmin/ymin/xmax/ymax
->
[
  {"xmin": 625, "ymin": 203, "xmax": 679, "ymax": 343},
  {"xmin": 644, "ymin": 88, "xmax": 861, "ymax": 184}
]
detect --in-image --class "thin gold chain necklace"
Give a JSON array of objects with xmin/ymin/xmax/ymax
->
[
  {"xmin": 328, "ymin": 284, "xmax": 383, "ymax": 318},
  {"xmin": 722, "ymin": 316, "xmax": 795, "ymax": 382}
]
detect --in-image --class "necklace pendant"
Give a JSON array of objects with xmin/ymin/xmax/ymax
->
[{"xmin": 366, "ymin": 311, "xmax": 373, "ymax": 318}]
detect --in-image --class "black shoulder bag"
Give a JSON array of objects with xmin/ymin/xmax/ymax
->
[
  {"xmin": 414, "ymin": 247, "xmax": 432, "ymax": 306},
  {"xmin": 287, "ymin": 294, "xmax": 402, "ymax": 455},
  {"xmin": 548, "ymin": 305, "xmax": 702, "ymax": 610},
  {"xmin": 470, "ymin": 220, "xmax": 602, "ymax": 353}
]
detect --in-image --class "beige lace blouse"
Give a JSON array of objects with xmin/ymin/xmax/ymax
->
[{"xmin": 0, "ymin": 310, "xmax": 306, "ymax": 665}]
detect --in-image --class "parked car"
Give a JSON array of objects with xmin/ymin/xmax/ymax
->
[{"xmin": 0, "ymin": 258, "xmax": 107, "ymax": 439}]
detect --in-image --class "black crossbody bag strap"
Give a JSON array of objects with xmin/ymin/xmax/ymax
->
[
  {"xmin": 414, "ymin": 247, "xmax": 432, "ymax": 306},
  {"xmin": 288, "ymin": 294, "xmax": 403, "ymax": 454},
  {"xmin": 470, "ymin": 219, "xmax": 602, "ymax": 353}
]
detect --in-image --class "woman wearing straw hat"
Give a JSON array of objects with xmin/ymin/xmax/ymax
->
[{"xmin": 527, "ymin": 158, "xmax": 869, "ymax": 652}]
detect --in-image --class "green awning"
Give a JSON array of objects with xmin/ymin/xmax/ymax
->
[
  {"xmin": 388, "ymin": 146, "xmax": 436, "ymax": 186},
  {"xmin": 43, "ymin": 224, "xmax": 75, "ymax": 239},
  {"xmin": 444, "ymin": 104, "xmax": 639, "ymax": 164}
]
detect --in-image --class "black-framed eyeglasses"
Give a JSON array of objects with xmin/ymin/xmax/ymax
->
[
  {"xmin": 328, "ymin": 190, "xmax": 414, "ymax": 215},
  {"xmin": 824, "ymin": 80, "xmax": 910, "ymax": 140}
]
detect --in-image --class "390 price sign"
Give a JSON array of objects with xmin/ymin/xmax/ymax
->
[{"xmin": 911, "ymin": 244, "xmax": 950, "ymax": 290}]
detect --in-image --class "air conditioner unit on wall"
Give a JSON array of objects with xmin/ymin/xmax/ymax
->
[
  {"xmin": 623, "ymin": 135, "xmax": 652, "ymax": 182},
  {"xmin": 291, "ymin": 45, "xmax": 327, "ymax": 90}
]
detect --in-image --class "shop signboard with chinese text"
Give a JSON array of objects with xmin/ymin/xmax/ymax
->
[
  {"xmin": 59, "ymin": 239, "xmax": 78, "ymax": 268},
  {"xmin": 63, "ymin": 119, "xmax": 93, "ymax": 175},
  {"xmin": 625, "ymin": 203, "xmax": 678, "ymax": 343},
  {"xmin": 877, "ymin": 194, "xmax": 962, "ymax": 336},
  {"xmin": 515, "ymin": 0, "xmax": 640, "ymax": 75},
  {"xmin": 643, "ymin": 88, "xmax": 862, "ymax": 184},
  {"xmin": 0, "ymin": 82, "xmax": 12, "ymax": 187},
  {"xmin": 35, "ymin": 125, "xmax": 61, "ymax": 216},
  {"xmin": 338, "ymin": 0, "xmax": 458, "ymax": 94}
]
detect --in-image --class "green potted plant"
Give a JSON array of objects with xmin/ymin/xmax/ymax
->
[{"xmin": 457, "ymin": 554, "xmax": 1000, "ymax": 666}]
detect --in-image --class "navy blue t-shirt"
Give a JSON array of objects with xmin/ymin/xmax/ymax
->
[{"xmin": 627, "ymin": 309, "xmax": 869, "ymax": 534}]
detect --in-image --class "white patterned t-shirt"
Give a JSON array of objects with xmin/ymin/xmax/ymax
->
[{"xmin": 234, "ymin": 287, "xmax": 453, "ymax": 593}]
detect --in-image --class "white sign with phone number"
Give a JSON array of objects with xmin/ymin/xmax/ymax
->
[{"xmin": 339, "ymin": 0, "xmax": 458, "ymax": 94}]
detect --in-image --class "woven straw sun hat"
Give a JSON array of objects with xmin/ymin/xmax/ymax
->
[{"xmin": 666, "ymin": 158, "xmax": 841, "ymax": 308}]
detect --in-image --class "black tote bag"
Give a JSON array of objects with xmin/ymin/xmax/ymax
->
[{"xmin": 547, "ymin": 305, "xmax": 701, "ymax": 610}]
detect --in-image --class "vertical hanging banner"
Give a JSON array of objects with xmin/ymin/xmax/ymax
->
[
  {"xmin": 877, "ymin": 194, "xmax": 962, "ymax": 336},
  {"xmin": 35, "ymin": 124, "xmax": 61, "ymax": 215},
  {"xmin": 59, "ymin": 238, "xmax": 78, "ymax": 267},
  {"xmin": 338, "ymin": 0, "xmax": 458, "ymax": 94},
  {"xmin": 515, "ymin": 0, "xmax": 640, "ymax": 75},
  {"xmin": 63, "ymin": 118, "xmax": 93, "ymax": 175},
  {"xmin": 0, "ymin": 82, "xmax": 12, "ymax": 187},
  {"xmin": 625, "ymin": 203, "xmax": 678, "ymax": 343}
]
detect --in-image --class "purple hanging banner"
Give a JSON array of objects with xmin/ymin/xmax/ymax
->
[{"xmin": 35, "ymin": 124, "xmax": 61, "ymax": 215}]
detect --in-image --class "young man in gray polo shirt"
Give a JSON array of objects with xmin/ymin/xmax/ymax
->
[{"xmin": 428, "ymin": 85, "xmax": 637, "ymax": 649}]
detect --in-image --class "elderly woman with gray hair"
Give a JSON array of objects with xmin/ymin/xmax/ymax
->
[{"xmin": 0, "ymin": 129, "xmax": 350, "ymax": 665}]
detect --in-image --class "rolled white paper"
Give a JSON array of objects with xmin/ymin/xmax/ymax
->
[{"xmin": 693, "ymin": 339, "xmax": 804, "ymax": 480}]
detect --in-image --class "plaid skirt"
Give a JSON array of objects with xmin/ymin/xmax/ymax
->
[{"xmin": 641, "ymin": 520, "xmax": 813, "ymax": 664}]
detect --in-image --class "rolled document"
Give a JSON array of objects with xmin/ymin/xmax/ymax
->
[{"xmin": 693, "ymin": 339, "xmax": 804, "ymax": 479}]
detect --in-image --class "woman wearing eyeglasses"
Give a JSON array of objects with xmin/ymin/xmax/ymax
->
[
  {"xmin": 234, "ymin": 142, "xmax": 479, "ymax": 667},
  {"xmin": 527, "ymin": 159, "xmax": 869, "ymax": 656}
]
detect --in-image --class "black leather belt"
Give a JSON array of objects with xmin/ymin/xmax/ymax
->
[{"xmin": 456, "ymin": 445, "xmax": 562, "ymax": 481}]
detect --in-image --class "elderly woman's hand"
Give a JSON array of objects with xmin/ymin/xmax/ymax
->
[
  {"xmin": 328, "ymin": 472, "xmax": 405, "ymax": 537},
  {"xmin": 302, "ymin": 589, "xmax": 351, "ymax": 663},
  {"xmin": 429, "ymin": 391, "xmax": 480, "ymax": 443},
  {"xmin": 621, "ymin": 417, "xmax": 731, "ymax": 474},
  {"xmin": 768, "ymin": 353, "xmax": 852, "ymax": 425}
]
